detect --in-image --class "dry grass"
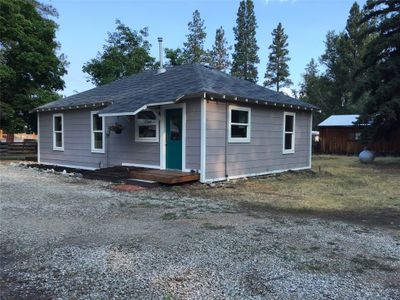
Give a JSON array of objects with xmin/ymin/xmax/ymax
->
[{"xmin": 171, "ymin": 155, "xmax": 400, "ymax": 225}]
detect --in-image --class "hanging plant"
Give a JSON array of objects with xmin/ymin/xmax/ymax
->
[{"xmin": 109, "ymin": 123, "xmax": 123, "ymax": 134}]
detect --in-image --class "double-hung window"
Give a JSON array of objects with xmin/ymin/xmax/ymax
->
[
  {"xmin": 228, "ymin": 106, "xmax": 251, "ymax": 143},
  {"xmin": 91, "ymin": 111, "xmax": 105, "ymax": 153},
  {"xmin": 283, "ymin": 112, "xmax": 295, "ymax": 154},
  {"xmin": 135, "ymin": 110, "xmax": 159, "ymax": 142},
  {"xmin": 53, "ymin": 113, "xmax": 64, "ymax": 151}
]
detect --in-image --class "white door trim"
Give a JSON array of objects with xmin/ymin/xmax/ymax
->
[{"xmin": 160, "ymin": 103, "xmax": 187, "ymax": 172}]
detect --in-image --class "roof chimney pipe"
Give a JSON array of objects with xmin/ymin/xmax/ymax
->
[{"xmin": 157, "ymin": 37, "xmax": 166, "ymax": 74}]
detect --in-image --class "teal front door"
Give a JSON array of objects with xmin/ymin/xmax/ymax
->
[{"xmin": 166, "ymin": 108, "xmax": 183, "ymax": 170}]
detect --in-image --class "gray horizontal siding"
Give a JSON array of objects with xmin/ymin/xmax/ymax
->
[
  {"xmin": 39, "ymin": 108, "xmax": 160, "ymax": 169},
  {"xmin": 205, "ymin": 101, "xmax": 311, "ymax": 181},
  {"xmin": 185, "ymin": 98, "xmax": 201, "ymax": 170},
  {"xmin": 106, "ymin": 115, "xmax": 160, "ymax": 167},
  {"xmin": 39, "ymin": 99, "xmax": 202, "ymax": 170}
]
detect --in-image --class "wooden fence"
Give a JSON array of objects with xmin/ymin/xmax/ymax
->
[
  {"xmin": 0, "ymin": 140, "xmax": 37, "ymax": 160},
  {"xmin": 0, "ymin": 130, "xmax": 37, "ymax": 142}
]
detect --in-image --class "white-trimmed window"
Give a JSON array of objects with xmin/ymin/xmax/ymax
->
[
  {"xmin": 283, "ymin": 112, "xmax": 295, "ymax": 154},
  {"xmin": 91, "ymin": 111, "xmax": 105, "ymax": 153},
  {"xmin": 135, "ymin": 110, "xmax": 159, "ymax": 142},
  {"xmin": 228, "ymin": 106, "xmax": 251, "ymax": 143},
  {"xmin": 53, "ymin": 113, "xmax": 64, "ymax": 151}
]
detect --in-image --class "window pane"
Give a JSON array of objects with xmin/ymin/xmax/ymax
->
[
  {"xmin": 285, "ymin": 115, "xmax": 294, "ymax": 132},
  {"xmin": 138, "ymin": 110, "xmax": 156, "ymax": 120},
  {"xmin": 285, "ymin": 133, "xmax": 292, "ymax": 150},
  {"xmin": 55, "ymin": 132, "xmax": 62, "ymax": 147},
  {"xmin": 231, "ymin": 125, "xmax": 248, "ymax": 138},
  {"xmin": 169, "ymin": 117, "xmax": 181, "ymax": 140},
  {"xmin": 54, "ymin": 116, "xmax": 62, "ymax": 131},
  {"xmin": 231, "ymin": 110, "xmax": 248, "ymax": 123},
  {"xmin": 93, "ymin": 114, "xmax": 102, "ymax": 131},
  {"xmin": 94, "ymin": 132, "xmax": 103, "ymax": 149},
  {"xmin": 139, "ymin": 125, "xmax": 157, "ymax": 138}
]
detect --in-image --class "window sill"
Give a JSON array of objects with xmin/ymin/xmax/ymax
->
[
  {"xmin": 53, "ymin": 148, "xmax": 64, "ymax": 151},
  {"xmin": 91, "ymin": 149, "xmax": 105, "ymax": 154},
  {"xmin": 135, "ymin": 138, "xmax": 159, "ymax": 143},
  {"xmin": 228, "ymin": 139, "xmax": 251, "ymax": 144},
  {"xmin": 283, "ymin": 150, "xmax": 295, "ymax": 155}
]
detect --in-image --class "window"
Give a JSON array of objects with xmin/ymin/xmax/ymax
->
[
  {"xmin": 228, "ymin": 106, "xmax": 251, "ymax": 143},
  {"xmin": 91, "ymin": 111, "xmax": 105, "ymax": 153},
  {"xmin": 283, "ymin": 112, "xmax": 295, "ymax": 154},
  {"xmin": 135, "ymin": 110, "xmax": 159, "ymax": 142},
  {"xmin": 349, "ymin": 132, "xmax": 361, "ymax": 141},
  {"xmin": 53, "ymin": 113, "xmax": 64, "ymax": 151}
]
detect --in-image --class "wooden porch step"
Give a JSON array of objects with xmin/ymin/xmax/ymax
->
[{"xmin": 128, "ymin": 168, "xmax": 199, "ymax": 185}]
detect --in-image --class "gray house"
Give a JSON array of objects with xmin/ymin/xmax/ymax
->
[{"xmin": 35, "ymin": 63, "xmax": 317, "ymax": 183}]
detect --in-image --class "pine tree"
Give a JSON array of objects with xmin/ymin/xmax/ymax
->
[
  {"xmin": 299, "ymin": 59, "xmax": 326, "ymax": 127},
  {"xmin": 182, "ymin": 10, "xmax": 208, "ymax": 64},
  {"xmin": 210, "ymin": 26, "xmax": 231, "ymax": 71},
  {"xmin": 355, "ymin": 0, "xmax": 400, "ymax": 141},
  {"xmin": 231, "ymin": 0, "xmax": 259, "ymax": 83},
  {"xmin": 264, "ymin": 22, "xmax": 292, "ymax": 92},
  {"xmin": 299, "ymin": 59, "xmax": 319, "ymax": 99}
]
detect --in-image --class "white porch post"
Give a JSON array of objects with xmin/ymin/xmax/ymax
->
[{"xmin": 200, "ymin": 95, "xmax": 207, "ymax": 183}]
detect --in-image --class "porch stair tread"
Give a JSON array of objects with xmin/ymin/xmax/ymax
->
[{"xmin": 128, "ymin": 168, "xmax": 199, "ymax": 184}]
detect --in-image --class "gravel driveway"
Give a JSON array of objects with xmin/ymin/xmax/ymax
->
[{"xmin": 1, "ymin": 163, "xmax": 399, "ymax": 299}]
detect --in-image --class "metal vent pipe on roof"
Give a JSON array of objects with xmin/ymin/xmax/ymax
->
[{"xmin": 157, "ymin": 37, "xmax": 166, "ymax": 74}]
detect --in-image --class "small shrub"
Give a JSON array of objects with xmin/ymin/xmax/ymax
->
[{"xmin": 161, "ymin": 212, "xmax": 177, "ymax": 220}]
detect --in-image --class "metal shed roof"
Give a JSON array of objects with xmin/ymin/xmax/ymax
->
[{"xmin": 318, "ymin": 115, "xmax": 360, "ymax": 127}]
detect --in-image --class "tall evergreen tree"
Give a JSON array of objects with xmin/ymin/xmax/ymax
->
[
  {"xmin": 82, "ymin": 20, "xmax": 154, "ymax": 86},
  {"xmin": 182, "ymin": 10, "xmax": 208, "ymax": 64},
  {"xmin": 231, "ymin": 0, "xmax": 259, "ymax": 83},
  {"xmin": 210, "ymin": 26, "xmax": 231, "ymax": 71},
  {"xmin": 355, "ymin": 0, "xmax": 400, "ymax": 141},
  {"xmin": 264, "ymin": 22, "xmax": 292, "ymax": 92},
  {"xmin": 299, "ymin": 58, "xmax": 319, "ymax": 100},
  {"xmin": 0, "ymin": 0, "xmax": 67, "ymax": 133},
  {"xmin": 299, "ymin": 59, "xmax": 326, "ymax": 127}
]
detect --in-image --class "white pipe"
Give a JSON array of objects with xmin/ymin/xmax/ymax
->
[{"xmin": 157, "ymin": 37, "xmax": 166, "ymax": 74}]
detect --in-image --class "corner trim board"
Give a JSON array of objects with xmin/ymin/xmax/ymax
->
[{"xmin": 200, "ymin": 97, "xmax": 206, "ymax": 183}]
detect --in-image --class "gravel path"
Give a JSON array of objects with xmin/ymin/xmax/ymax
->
[{"xmin": 0, "ymin": 163, "xmax": 399, "ymax": 299}]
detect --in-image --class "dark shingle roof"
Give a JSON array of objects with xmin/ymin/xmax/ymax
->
[{"xmin": 36, "ymin": 63, "xmax": 318, "ymax": 114}]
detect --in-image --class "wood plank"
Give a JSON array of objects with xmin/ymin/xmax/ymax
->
[{"xmin": 128, "ymin": 168, "xmax": 199, "ymax": 184}]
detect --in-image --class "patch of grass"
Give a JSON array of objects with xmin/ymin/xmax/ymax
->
[
  {"xmin": 170, "ymin": 155, "xmax": 400, "ymax": 226},
  {"xmin": 161, "ymin": 212, "xmax": 177, "ymax": 220},
  {"xmin": 300, "ymin": 261, "xmax": 328, "ymax": 272},
  {"xmin": 163, "ymin": 293, "xmax": 174, "ymax": 300},
  {"xmin": 116, "ymin": 200, "xmax": 160, "ymax": 209},
  {"xmin": 201, "ymin": 222, "xmax": 234, "ymax": 230},
  {"xmin": 351, "ymin": 254, "xmax": 396, "ymax": 272}
]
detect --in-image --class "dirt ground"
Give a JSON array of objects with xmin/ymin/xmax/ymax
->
[{"xmin": 0, "ymin": 159, "xmax": 399, "ymax": 299}]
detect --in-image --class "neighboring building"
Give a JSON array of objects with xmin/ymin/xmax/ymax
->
[
  {"xmin": 34, "ymin": 63, "xmax": 317, "ymax": 183},
  {"xmin": 318, "ymin": 114, "xmax": 400, "ymax": 155}
]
